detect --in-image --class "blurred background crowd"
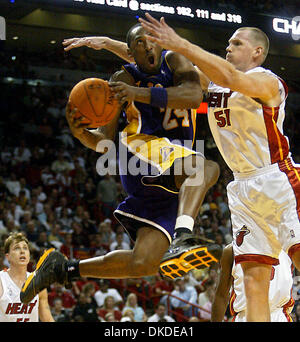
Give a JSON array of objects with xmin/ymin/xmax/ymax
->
[{"xmin": 1, "ymin": 0, "xmax": 300, "ymax": 322}]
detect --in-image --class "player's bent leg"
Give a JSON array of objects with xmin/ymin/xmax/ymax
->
[
  {"xmin": 79, "ymin": 226, "xmax": 169, "ymax": 278},
  {"xmin": 20, "ymin": 227, "xmax": 169, "ymax": 304},
  {"xmin": 160, "ymin": 156, "xmax": 222, "ymax": 280},
  {"xmin": 176, "ymin": 157, "xmax": 220, "ymax": 218},
  {"xmin": 241, "ymin": 261, "xmax": 272, "ymax": 322}
]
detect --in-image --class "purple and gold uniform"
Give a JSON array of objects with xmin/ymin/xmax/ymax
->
[{"xmin": 114, "ymin": 50, "xmax": 199, "ymax": 243}]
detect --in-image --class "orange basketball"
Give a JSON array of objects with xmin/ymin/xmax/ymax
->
[{"xmin": 68, "ymin": 78, "xmax": 119, "ymax": 128}]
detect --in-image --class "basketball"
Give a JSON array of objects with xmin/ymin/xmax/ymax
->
[{"xmin": 68, "ymin": 78, "xmax": 119, "ymax": 128}]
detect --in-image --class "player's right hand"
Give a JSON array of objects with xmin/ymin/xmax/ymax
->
[
  {"xmin": 65, "ymin": 102, "xmax": 90, "ymax": 138},
  {"xmin": 63, "ymin": 36, "xmax": 108, "ymax": 51}
]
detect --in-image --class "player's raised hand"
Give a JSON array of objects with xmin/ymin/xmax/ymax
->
[
  {"xmin": 109, "ymin": 81, "xmax": 136, "ymax": 105},
  {"xmin": 139, "ymin": 13, "xmax": 183, "ymax": 52},
  {"xmin": 62, "ymin": 37, "xmax": 109, "ymax": 51},
  {"xmin": 65, "ymin": 102, "xmax": 90, "ymax": 138}
]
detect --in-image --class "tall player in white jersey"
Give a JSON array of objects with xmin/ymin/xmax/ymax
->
[
  {"xmin": 211, "ymin": 244, "xmax": 294, "ymax": 322},
  {"xmin": 0, "ymin": 233, "xmax": 54, "ymax": 322},
  {"xmin": 140, "ymin": 13, "xmax": 300, "ymax": 321}
]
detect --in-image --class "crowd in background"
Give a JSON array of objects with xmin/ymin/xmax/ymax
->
[{"xmin": 1, "ymin": 8, "xmax": 300, "ymax": 322}]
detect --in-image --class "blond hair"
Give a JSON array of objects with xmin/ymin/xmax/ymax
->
[{"xmin": 4, "ymin": 232, "xmax": 29, "ymax": 254}]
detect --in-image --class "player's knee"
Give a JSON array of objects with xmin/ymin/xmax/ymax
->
[
  {"xmin": 204, "ymin": 159, "xmax": 220, "ymax": 185},
  {"xmin": 243, "ymin": 267, "xmax": 270, "ymax": 300}
]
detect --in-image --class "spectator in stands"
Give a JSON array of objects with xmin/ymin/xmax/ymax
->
[
  {"xmin": 51, "ymin": 151, "xmax": 72, "ymax": 174},
  {"xmin": 48, "ymin": 223, "xmax": 64, "ymax": 249},
  {"xmin": 58, "ymin": 207, "xmax": 73, "ymax": 230},
  {"xmin": 120, "ymin": 308, "xmax": 135, "ymax": 322},
  {"xmin": 5, "ymin": 173, "xmax": 21, "ymax": 197},
  {"xmin": 24, "ymin": 220, "xmax": 39, "ymax": 243},
  {"xmin": 81, "ymin": 210, "xmax": 97, "ymax": 236},
  {"xmin": 71, "ymin": 221, "xmax": 90, "ymax": 248},
  {"xmin": 109, "ymin": 231, "xmax": 131, "ymax": 251},
  {"xmin": 147, "ymin": 303, "xmax": 175, "ymax": 322},
  {"xmin": 115, "ymin": 224, "xmax": 131, "ymax": 246},
  {"xmin": 82, "ymin": 182, "xmax": 97, "ymax": 208},
  {"xmin": 72, "ymin": 292, "xmax": 99, "ymax": 322},
  {"xmin": 97, "ymin": 295, "xmax": 122, "ymax": 322},
  {"xmin": 170, "ymin": 278, "xmax": 198, "ymax": 318},
  {"xmin": 82, "ymin": 282, "xmax": 98, "ymax": 308},
  {"xmin": 122, "ymin": 293, "xmax": 147, "ymax": 322},
  {"xmin": 60, "ymin": 233, "xmax": 76, "ymax": 260},
  {"xmin": 94, "ymin": 279, "xmax": 123, "ymax": 308},
  {"xmin": 51, "ymin": 298, "xmax": 71, "ymax": 322},
  {"xmin": 97, "ymin": 174, "xmax": 118, "ymax": 218},
  {"xmin": 198, "ymin": 279, "xmax": 215, "ymax": 321},
  {"xmin": 126, "ymin": 277, "xmax": 152, "ymax": 311},
  {"xmin": 35, "ymin": 231, "xmax": 53, "ymax": 253},
  {"xmin": 152, "ymin": 273, "xmax": 174, "ymax": 308},
  {"xmin": 48, "ymin": 283, "xmax": 76, "ymax": 309},
  {"xmin": 97, "ymin": 219, "xmax": 115, "ymax": 249},
  {"xmin": 69, "ymin": 159, "xmax": 87, "ymax": 194},
  {"xmin": 90, "ymin": 232, "xmax": 110, "ymax": 256},
  {"xmin": 205, "ymin": 221, "xmax": 223, "ymax": 241},
  {"xmin": 13, "ymin": 140, "xmax": 31, "ymax": 164}
]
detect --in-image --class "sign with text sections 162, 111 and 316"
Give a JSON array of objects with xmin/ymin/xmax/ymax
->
[
  {"xmin": 72, "ymin": 0, "xmax": 300, "ymax": 40},
  {"xmin": 73, "ymin": 0, "xmax": 243, "ymax": 24}
]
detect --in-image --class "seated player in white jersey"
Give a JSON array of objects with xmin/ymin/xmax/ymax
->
[
  {"xmin": 0, "ymin": 233, "xmax": 53, "ymax": 322},
  {"xmin": 139, "ymin": 13, "xmax": 300, "ymax": 322},
  {"xmin": 211, "ymin": 244, "xmax": 294, "ymax": 322}
]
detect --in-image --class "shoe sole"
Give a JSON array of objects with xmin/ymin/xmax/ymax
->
[
  {"xmin": 20, "ymin": 248, "xmax": 55, "ymax": 303},
  {"xmin": 159, "ymin": 246, "xmax": 219, "ymax": 280}
]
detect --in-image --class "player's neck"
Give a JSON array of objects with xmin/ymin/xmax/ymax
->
[{"xmin": 7, "ymin": 266, "xmax": 28, "ymax": 286}]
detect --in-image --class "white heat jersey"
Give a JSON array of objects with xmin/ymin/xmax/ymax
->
[
  {"xmin": 207, "ymin": 67, "xmax": 289, "ymax": 173},
  {"xmin": 229, "ymin": 250, "xmax": 294, "ymax": 321},
  {"xmin": 0, "ymin": 270, "xmax": 39, "ymax": 322}
]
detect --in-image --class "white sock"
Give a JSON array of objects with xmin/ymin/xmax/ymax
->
[{"xmin": 175, "ymin": 215, "xmax": 194, "ymax": 231}]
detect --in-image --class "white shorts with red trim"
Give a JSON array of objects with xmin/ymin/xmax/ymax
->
[
  {"xmin": 233, "ymin": 307, "xmax": 292, "ymax": 322},
  {"xmin": 228, "ymin": 158, "xmax": 300, "ymax": 265}
]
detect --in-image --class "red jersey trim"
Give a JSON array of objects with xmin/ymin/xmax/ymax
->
[
  {"xmin": 263, "ymin": 106, "xmax": 289, "ymax": 164},
  {"xmin": 287, "ymin": 243, "xmax": 300, "ymax": 260},
  {"xmin": 235, "ymin": 254, "xmax": 279, "ymax": 266},
  {"xmin": 278, "ymin": 158, "xmax": 300, "ymax": 221}
]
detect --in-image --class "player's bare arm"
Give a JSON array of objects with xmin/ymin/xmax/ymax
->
[
  {"xmin": 110, "ymin": 52, "xmax": 202, "ymax": 109},
  {"xmin": 165, "ymin": 50, "xmax": 202, "ymax": 107},
  {"xmin": 63, "ymin": 36, "xmax": 133, "ymax": 63},
  {"xmin": 38, "ymin": 289, "xmax": 55, "ymax": 322},
  {"xmin": 139, "ymin": 13, "xmax": 280, "ymax": 106},
  {"xmin": 211, "ymin": 244, "xmax": 234, "ymax": 322}
]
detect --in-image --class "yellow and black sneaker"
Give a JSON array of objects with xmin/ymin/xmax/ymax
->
[
  {"xmin": 159, "ymin": 233, "xmax": 222, "ymax": 280},
  {"xmin": 20, "ymin": 248, "xmax": 68, "ymax": 304}
]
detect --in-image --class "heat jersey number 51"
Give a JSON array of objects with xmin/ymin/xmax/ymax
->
[{"xmin": 214, "ymin": 109, "xmax": 231, "ymax": 127}]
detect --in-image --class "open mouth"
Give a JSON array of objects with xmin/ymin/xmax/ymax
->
[{"xmin": 147, "ymin": 54, "xmax": 155, "ymax": 66}]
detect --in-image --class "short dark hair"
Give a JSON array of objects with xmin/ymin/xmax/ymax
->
[
  {"xmin": 237, "ymin": 27, "xmax": 269, "ymax": 62},
  {"xmin": 126, "ymin": 23, "xmax": 142, "ymax": 47}
]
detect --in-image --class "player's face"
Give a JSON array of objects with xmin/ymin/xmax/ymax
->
[
  {"xmin": 225, "ymin": 30, "xmax": 255, "ymax": 71},
  {"xmin": 6, "ymin": 241, "xmax": 30, "ymax": 267},
  {"xmin": 129, "ymin": 26, "xmax": 163, "ymax": 74}
]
